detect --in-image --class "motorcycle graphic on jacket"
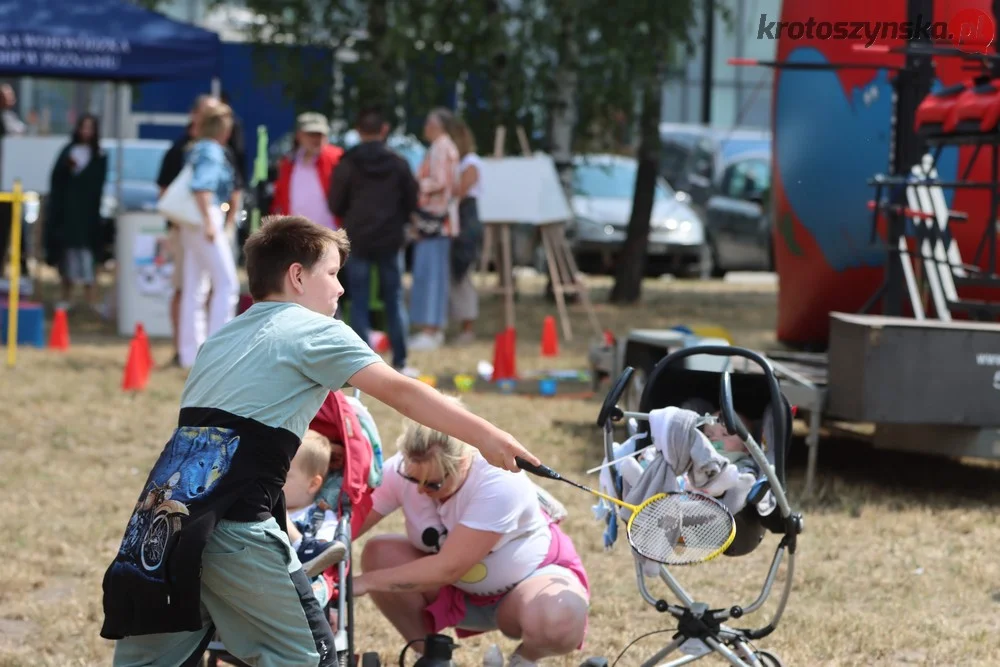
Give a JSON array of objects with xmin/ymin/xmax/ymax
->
[{"xmin": 136, "ymin": 472, "xmax": 190, "ymax": 571}]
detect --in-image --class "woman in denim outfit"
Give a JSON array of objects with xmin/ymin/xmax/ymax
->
[
  {"xmin": 409, "ymin": 109, "xmax": 460, "ymax": 352},
  {"xmin": 178, "ymin": 103, "xmax": 239, "ymax": 369}
]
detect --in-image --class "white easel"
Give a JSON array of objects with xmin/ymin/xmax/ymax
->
[{"xmin": 477, "ymin": 127, "xmax": 601, "ymax": 341}]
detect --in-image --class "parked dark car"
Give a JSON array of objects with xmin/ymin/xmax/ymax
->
[
  {"xmin": 703, "ymin": 150, "xmax": 773, "ymax": 276},
  {"xmin": 658, "ymin": 123, "xmax": 771, "ymax": 217}
]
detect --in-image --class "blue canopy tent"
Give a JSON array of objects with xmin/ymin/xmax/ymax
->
[
  {"xmin": 0, "ymin": 0, "xmax": 222, "ymax": 82},
  {"xmin": 0, "ymin": 0, "xmax": 221, "ymax": 277}
]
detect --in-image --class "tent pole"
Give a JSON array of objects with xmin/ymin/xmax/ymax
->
[
  {"xmin": 115, "ymin": 82, "xmax": 124, "ymax": 214},
  {"xmin": 211, "ymin": 77, "xmax": 221, "ymax": 98},
  {"xmin": 114, "ymin": 81, "xmax": 125, "ymax": 323}
]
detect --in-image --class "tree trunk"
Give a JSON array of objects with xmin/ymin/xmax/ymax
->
[
  {"xmin": 549, "ymin": 0, "xmax": 578, "ymax": 200},
  {"xmin": 543, "ymin": 0, "xmax": 578, "ymax": 300},
  {"xmin": 610, "ymin": 69, "xmax": 663, "ymax": 304},
  {"xmin": 486, "ymin": 0, "xmax": 507, "ymax": 148},
  {"xmin": 361, "ymin": 0, "xmax": 390, "ymax": 112}
]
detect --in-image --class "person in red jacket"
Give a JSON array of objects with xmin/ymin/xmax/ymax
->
[{"xmin": 271, "ymin": 112, "xmax": 343, "ymax": 230}]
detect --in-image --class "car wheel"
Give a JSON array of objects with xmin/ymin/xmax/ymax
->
[{"xmin": 701, "ymin": 239, "xmax": 725, "ymax": 279}]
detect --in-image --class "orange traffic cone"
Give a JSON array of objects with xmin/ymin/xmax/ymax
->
[
  {"xmin": 503, "ymin": 327, "xmax": 518, "ymax": 379},
  {"xmin": 491, "ymin": 331, "xmax": 508, "ymax": 382},
  {"xmin": 541, "ymin": 315, "xmax": 559, "ymax": 357},
  {"xmin": 135, "ymin": 323, "xmax": 154, "ymax": 376},
  {"xmin": 49, "ymin": 308, "xmax": 70, "ymax": 350},
  {"xmin": 122, "ymin": 337, "xmax": 149, "ymax": 392}
]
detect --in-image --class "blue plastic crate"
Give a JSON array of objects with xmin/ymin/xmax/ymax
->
[{"xmin": 0, "ymin": 301, "xmax": 46, "ymax": 347}]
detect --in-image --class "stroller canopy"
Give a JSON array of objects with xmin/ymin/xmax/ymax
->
[{"xmin": 309, "ymin": 391, "xmax": 378, "ymax": 539}]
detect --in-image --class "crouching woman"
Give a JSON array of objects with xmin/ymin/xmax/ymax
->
[{"xmin": 354, "ymin": 400, "xmax": 590, "ymax": 666}]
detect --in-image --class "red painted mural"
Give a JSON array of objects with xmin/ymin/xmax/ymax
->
[{"xmin": 772, "ymin": 0, "xmax": 999, "ymax": 344}]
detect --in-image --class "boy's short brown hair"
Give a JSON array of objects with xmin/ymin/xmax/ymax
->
[
  {"xmin": 243, "ymin": 215, "xmax": 351, "ymax": 301},
  {"xmin": 296, "ymin": 429, "xmax": 333, "ymax": 478}
]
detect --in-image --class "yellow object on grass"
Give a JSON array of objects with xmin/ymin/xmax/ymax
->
[
  {"xmin": 2, "ymin": 181, "xmax": 38, "ymax": 368},
  {"xmin": 690, "ymin": 325, "xmax": 734, "ymax": 344}
]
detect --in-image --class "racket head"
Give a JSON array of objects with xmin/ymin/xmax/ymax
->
[{"xmin": 625, "ymin": 491, "xmax": 737, "ymax": 566}]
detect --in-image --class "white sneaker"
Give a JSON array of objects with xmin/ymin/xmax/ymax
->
[
  {"xmin": 507, "ymin": 654, "xmax": 538, "ymax": 667},
  {"xmin": 483, "ymin": 645, "xmax": 505, "ymax": 667},
  {"xmin": 302, "ymin": 540, "xmax": 348, "ymax": 578},
  {"xmin": 408, "ymin": 332, "xmax": 442, "ymax": 351},
  {"xmin": 396, "ymin": 365, "xmax": 421, "ymax": 378}
]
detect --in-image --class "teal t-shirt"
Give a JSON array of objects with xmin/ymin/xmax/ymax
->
[{"xmin": 180, "ymin": 301, "xmax": 383, "ymax": 439}]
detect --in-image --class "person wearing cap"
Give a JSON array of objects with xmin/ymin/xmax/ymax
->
[{"xmin": 271, "ymin": 112, "xmax": 344, "ymax": 232}]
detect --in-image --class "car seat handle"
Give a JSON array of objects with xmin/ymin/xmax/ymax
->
[{"xmin": 719, "ymin": 371, "xmax": 750, "ymax": 441}]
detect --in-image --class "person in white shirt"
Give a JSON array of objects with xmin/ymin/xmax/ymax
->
[
  {"xmin": 447, "ymin": 119, "xmax": 483, "ymax": 344},
  {"xmin": 354, "ymin": 396, "xmax": 591, "ymax": 667}
]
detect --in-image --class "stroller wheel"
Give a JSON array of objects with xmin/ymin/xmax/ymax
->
[{"xmin": 755, "ymin": 650, "xmax": 784, "ymax": 667}]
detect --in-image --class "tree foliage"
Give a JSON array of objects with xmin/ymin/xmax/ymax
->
[{"xmin": 177, "ymin": 0, "xmax": 701, "ymax": 301}]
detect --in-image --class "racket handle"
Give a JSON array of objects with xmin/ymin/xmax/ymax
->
[{"xmin": 515, "ymin": 457, "xmax": 561, "ymax": 480}]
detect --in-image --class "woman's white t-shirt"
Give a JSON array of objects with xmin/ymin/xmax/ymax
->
[
  {"xmin": 372, "ymin": 452, "xmax": 551, "ymax": 596},
  {"xmin": 459, "ymin": 153, "xmax": 483, "ymax": 199},
  {"xmin": 69, "ymin": 144, "xmax": 92, "ymax": 174}
]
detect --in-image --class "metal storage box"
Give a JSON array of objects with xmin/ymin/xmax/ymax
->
[{"xmin": 827, "ymin": 312, "xmax": 1000, "ymax": 426}]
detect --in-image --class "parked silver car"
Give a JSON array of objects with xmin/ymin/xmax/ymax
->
[{"xmin": 566, "ymin": 154, "xmax": 707, "ymax": 277}]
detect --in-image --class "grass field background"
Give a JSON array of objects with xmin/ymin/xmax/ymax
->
[{"xmin": 2, "ymin": 270, "xmax": 998, "ymax": 666}]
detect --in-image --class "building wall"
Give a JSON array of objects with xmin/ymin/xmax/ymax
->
[{"xmin": 661, "ymin": 0, "xmax": 780, "ymax": 129}]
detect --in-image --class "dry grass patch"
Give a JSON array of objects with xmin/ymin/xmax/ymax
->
[{"xmin": 1, "ymin": 272, "xmax": 998, "ymax": 666}]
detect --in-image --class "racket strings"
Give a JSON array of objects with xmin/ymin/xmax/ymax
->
[{"xmin": 627, "ymin": 493, "xmax": 736, "ymax": 565}]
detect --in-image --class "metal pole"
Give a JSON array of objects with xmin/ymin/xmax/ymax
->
[
  {"xmin": 701, "ymin": 0, "xmax": 715, "ymax": 125},
  {"xmin": 6, "ymin": 180, "xmax": 23, "ymax": 367},
  {"xmin": 883, "ymin": 0, "xmax": 934, "ymax": 316}
]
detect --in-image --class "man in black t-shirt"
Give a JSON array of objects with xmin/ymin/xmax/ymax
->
[{"xmin": 156, "ymin": 94, "xmax": 244, "ymax": 366}]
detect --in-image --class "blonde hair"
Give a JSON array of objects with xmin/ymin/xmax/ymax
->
[
  {"xmin": 295, "ymin": 429, "xmax": 333, "ymax": 479},
  {"xmin": 450, "ymin": 119, "xmax": 477, "ymax": 158},
  {"xmin": 198, "ymin": 102, "xmax": 233, "ymax": 141},
  {"xmin": 396, "ymin": 395, "xmax": 474, "ymax": 481}
]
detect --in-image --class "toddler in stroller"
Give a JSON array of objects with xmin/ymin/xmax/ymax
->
[
  {"xmin": 585, "ymin": 346, "xmax": 803, "ymax": 667},
  {"xmin": 206, "ymin": 390, "xmax": 385, "ymax": 667},
  {"xmin": 284, "ymin": 429, "xmax": 350, "ymax": 601}
]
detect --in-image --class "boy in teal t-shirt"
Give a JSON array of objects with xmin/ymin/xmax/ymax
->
[{"xmin": 101, "ymin": 215, "xmax": 539, "ymax": 667}]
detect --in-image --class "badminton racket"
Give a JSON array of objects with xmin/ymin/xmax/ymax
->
[{"xmin": 516, "ymin": 457, "xmax": 736, "ymax": 565}]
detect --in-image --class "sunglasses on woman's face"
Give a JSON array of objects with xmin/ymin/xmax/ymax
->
[{"xmin": 398, "ymin": 460, "xmax": 447, "ymax": 492}]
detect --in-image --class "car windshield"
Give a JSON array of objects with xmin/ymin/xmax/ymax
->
[
  {"xmin": 106, "ymin": 145, "xmax": 168, "ymax": 183},
  {"xmin": 573, "ymin": 162, "xmax": 671, "ymax": 200},
  {"xmin": 720, "ymin": 136, "xmax": 770, "ymax": 161}
]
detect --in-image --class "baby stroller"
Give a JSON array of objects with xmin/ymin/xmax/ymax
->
[
  {"xmin": 205, "ymin": 389, "xmax": 384, "ymax": 667},
  {"xmin": 588, "ymin": 346, "xmax": 803, "ymax": 667}
]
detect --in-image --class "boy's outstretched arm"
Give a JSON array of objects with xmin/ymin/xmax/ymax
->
[{"xmin": 348, "ymin": 362, "xmax": 540, "ymax": 472}]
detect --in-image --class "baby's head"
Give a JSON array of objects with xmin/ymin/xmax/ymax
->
[
  {"xmin": 284, "ymin": 429, "xmax": 339, "ymax": 509},
  {"xmin": 700, "ymin": 411, "xmax": 749, "ymax": 454}
]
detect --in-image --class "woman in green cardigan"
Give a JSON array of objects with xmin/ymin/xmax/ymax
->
[{"xmin": 45, "ymin": 113, "xmax": 108, "ymax": 310}]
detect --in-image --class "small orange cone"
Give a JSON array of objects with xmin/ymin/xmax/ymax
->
[
  {"xmin": 491, "ymin": 331, "xmax": 508, "ymax": 382},
  {"xmin": 122, "ymin": 337, "xmax": 149, "ymax": 392},
  {"xmin": 49, "ymin": 308, "xmax": 70, "ymax": 350},
  {"xmin": 503, "ymin": 327, "xmax": 518, "ymax": 379},
  {"xmin": 541, "ymin": 315, "xmax": 559, "ymax": 357},
  {"xmin": 135, "ymin": 323, "xmax": 154, "ymax": 376},
  {"xmin": 491, "ymin": 328, "xmax": 518, "ymax": 382}
]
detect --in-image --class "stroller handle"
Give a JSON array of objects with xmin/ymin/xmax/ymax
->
[{"xmin": 644, "ymin": 345, "xmax": 788, "ymax": 486}]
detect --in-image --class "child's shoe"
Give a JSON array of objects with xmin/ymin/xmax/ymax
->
[
  {"xmin": 302, "ymin": 539, "xmax": 348, "ymax": 577},
  {"xmin": 483, "ymin": 644, "xmax": 505, "ymax": 667},
  {"xmin": 507, "ymin": 653, "xmax": 538, "ymax": 667}
]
